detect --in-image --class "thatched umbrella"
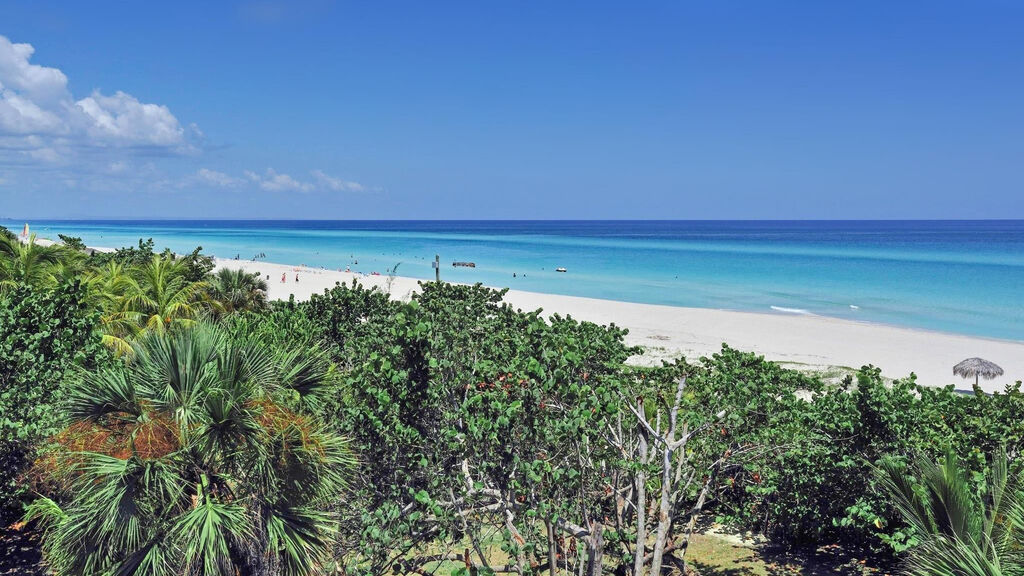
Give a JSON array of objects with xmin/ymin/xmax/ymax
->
[{"xmin": 953, "ymin": 357, "xmax": 1004, "ymax": 387}]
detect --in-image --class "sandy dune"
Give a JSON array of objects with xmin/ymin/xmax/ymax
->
[{"xmin": 216, "ymin": 257, "xmax": 1024, "ymax": 393}]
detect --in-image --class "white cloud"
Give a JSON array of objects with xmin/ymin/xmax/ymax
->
[
  {"xmin": 0, "ymin": 90, "xmax": 63, "ymax": 134},
  {"xmin": 192, "ymin": 167, "xmax": 369, "ymax": 194},
  {"xmin": 195, "ymin": 168, "xmax": 243, "ymax": 187},
  {"xmin": 311, "ymin": 169, "xmax": 366, "ymax": 192},
  {"xmin": 0, "ymin": 35, "xmax": 383, "ymax": 201},
  {"xmin": 0, "ymin": 35, "xmax": 190, "ymax": 158},
  {"xmin": 262, "ymin": 169, "xmax": 312, "ymax": 192},
  {"xmin": 0, "ymin": 38, "xmax": 68, "ymax": 104},
  {"xmin": 245, "ymin": 168, "xmax": 313, "ymax": 192},
  {"xmin": 76, "ymin": 91, "xmax": 184, "ymax": 147}
]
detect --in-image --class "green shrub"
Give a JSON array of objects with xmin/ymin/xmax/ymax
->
[
  {"xmin": 259, "ymin": 281, "xmax": 637, "ymax": 574},
  {"xmin": 0, "ymin": 281, "xmax": 108, "ymax": 523},
  {"xmin": 694, "ymin": 348, "xmax": 1024, "ymax": 554}
]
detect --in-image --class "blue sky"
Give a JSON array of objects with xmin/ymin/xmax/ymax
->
[{"xmin": 0, "ymin": 1, "xmax": 1021, "ymax": 219}]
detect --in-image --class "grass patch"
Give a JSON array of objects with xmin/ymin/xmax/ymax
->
[{"xmin": 687, "ymin": 532, "xmax": 892, "ymax": 576}]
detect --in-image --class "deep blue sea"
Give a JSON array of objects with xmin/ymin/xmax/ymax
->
[{"xmin": 6, "ymin": 219, "xmax": 1023, "ymax": 341}]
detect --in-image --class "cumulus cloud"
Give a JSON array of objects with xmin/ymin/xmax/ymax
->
[
  {"xmin": 76, "ymin": 91, "xmax": 184, "ymax": 147},
  {"xmin": 0, "ymin": 34, "xmax": 190, "ymax": 160},
  {"xmin": 0, "ymin": 34, "xmax": 381, "ymax": 200}
]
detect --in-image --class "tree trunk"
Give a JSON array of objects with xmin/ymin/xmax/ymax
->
[
  {"xmin": 547, "ymin": 518, "xmax": 559, "ymax": 576},
  {"xmin": 648, "ymin": 445, "xmax": 673, "ymax": 575},
  {"xmin": 505, "ymin": 506, "xmax": 526, "ymax": 575},
  {"xmin": 632, "ymin": 399, "xmax": 648, "ymax": 576},
  {"xmin": 585, "ymin": 520, "xmax": 604, "ymax": 576}
]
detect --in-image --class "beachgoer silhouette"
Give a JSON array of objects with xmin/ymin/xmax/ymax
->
[{"xmin": 281, "ymin": 273, "xmax": 286, "ymax": 283}]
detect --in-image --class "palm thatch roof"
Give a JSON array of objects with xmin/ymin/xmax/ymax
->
[{"xmin": 953, "ymin": 357, "xmax": 1004, "ymax": 381}]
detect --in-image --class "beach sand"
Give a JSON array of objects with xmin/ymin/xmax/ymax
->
[{"xmin": 215, "ymin": 257, "xmax": 1024, "ymax": 393}]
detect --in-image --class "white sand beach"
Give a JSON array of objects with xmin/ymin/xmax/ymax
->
[{"xmin": 215, "ymin": 257, "xmax": 1024, "ymax": 393}]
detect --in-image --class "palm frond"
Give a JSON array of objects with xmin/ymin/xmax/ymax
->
[
  {"xmin": 66, "ymin": 365, "xmax": 142, "ymax": 422},
  {"xmin": 173, "ymin": 499, "xmax": 250, "ymax": 576},
  {"xmin": 877, "ymin": 448, "xmax": 1024, "ymax": 576},
  {"xmin": 31, "ymin": 319, "xmax": 352, "ymax": 575}
]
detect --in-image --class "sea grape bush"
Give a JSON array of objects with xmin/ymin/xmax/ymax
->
[
  {"xmin": 0, "ymin": 281, "xmax": 109, "ymax": 523},
  {"xmin": 317, "ymin": 282, "xmax": 640, "ymax": 574},
  {"xmin": 261, "ymin": 281, "xmax": 700, "ymax": 574},
  {"xmin": 694, "ymin": 351, "xmax": 1024, "ymax": 553},
  {"xmin": 231, "ymin": 281, "xmax": 1024, "ymax": 571}
]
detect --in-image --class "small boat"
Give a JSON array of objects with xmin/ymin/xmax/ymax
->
[
  {"xmin": 555, "ymin": 267, "xmax": 567, "ymax": 273},
  {"xmin": 452, "ymin": 261, "xmax": 476, "ymax": 268}
]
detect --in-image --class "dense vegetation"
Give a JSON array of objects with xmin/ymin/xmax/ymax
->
[
  {"xmin": 1, "ymin": 228, "xmax": 1023, "ymax": 575},
  {"xmin": 0, "ymin": 281, "xmax": 109, "ymax": 521},
  {"xmin": 875, "ymin": 448, "xmax": 1024, "ymax": 576},
  {"xmin": 27, "ymin": 321, "xmax": 353, "ymax": 576}
]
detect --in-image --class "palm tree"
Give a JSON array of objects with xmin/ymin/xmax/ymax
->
[
  {"xmin": 875, "ymin": 449, "xmax": 1024, "ymax": 576},
  {"xmin": 122, "ymin": 255, "xmax": 215, "ymax": 334},
  {"xmin": 209, "ymin": 268, "xmax": 269, "ymax": 313},
  {"xmin": 27, "ymin": 321, "xmax": 353, "ymax": 576},
  {"xmin": 82, "ymin": 261, "xmax": 144, "ymax": 355},
  {"xmin": 0, "ymin": 233, "xmax": 65, "ymax": 292}
]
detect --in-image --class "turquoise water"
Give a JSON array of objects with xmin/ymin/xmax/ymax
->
[{"xmin": 7, "ymin": 219, "xmax": 1023, "ymax": 341}]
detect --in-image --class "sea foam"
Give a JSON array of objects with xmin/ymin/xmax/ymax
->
[{"xmin": 770, "ymin": 306, "xmax": 814, "ymax": 315}]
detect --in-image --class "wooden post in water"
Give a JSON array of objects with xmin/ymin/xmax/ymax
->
[{"xmin": 434, "ymin": 254, "xmax": 440, "ymax": 283}]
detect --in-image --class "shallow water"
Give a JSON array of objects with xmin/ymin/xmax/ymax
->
[{"xmin": 9, "ymin": 219, "xmax": 1023, "ymax": 341}]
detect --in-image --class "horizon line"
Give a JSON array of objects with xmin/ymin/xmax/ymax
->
[{"xmin": 5, "ymin": 217, "xmax": 1024, "ymax": 223}]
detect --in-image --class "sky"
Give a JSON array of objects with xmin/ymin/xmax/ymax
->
[{"xmin": 0, "ymin": 1, "xmax": 1021, "ymax": 219}]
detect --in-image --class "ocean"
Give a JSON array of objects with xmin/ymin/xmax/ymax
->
[{"xmin": 6, "ymin": 219, "xmax": 1023, "ymax": 341}]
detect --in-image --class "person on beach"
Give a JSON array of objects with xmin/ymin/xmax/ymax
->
[
  {"xmin": 295, "ymin": 273, "xmax": 299, "ymax": 283},
  {"xmin": 281, "ymin": 273, "xmax": 286, "ymax": 283}
]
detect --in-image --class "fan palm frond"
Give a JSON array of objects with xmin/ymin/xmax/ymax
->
[{"xmin": 30, "ymin": 320, "xmax": 353, "ymax": 575}]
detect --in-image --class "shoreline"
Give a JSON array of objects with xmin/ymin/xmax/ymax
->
[
  {"xmin": 22, "ymin": 234, "xmax": 1024, "ymax": 392},
  {"xmin": 212, "ymin": 256, "xmax": 1024, "ymax": 393},
  {"xmin": 15, "ymin": 220, "xmax": 1023, "ymax": 342}
]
